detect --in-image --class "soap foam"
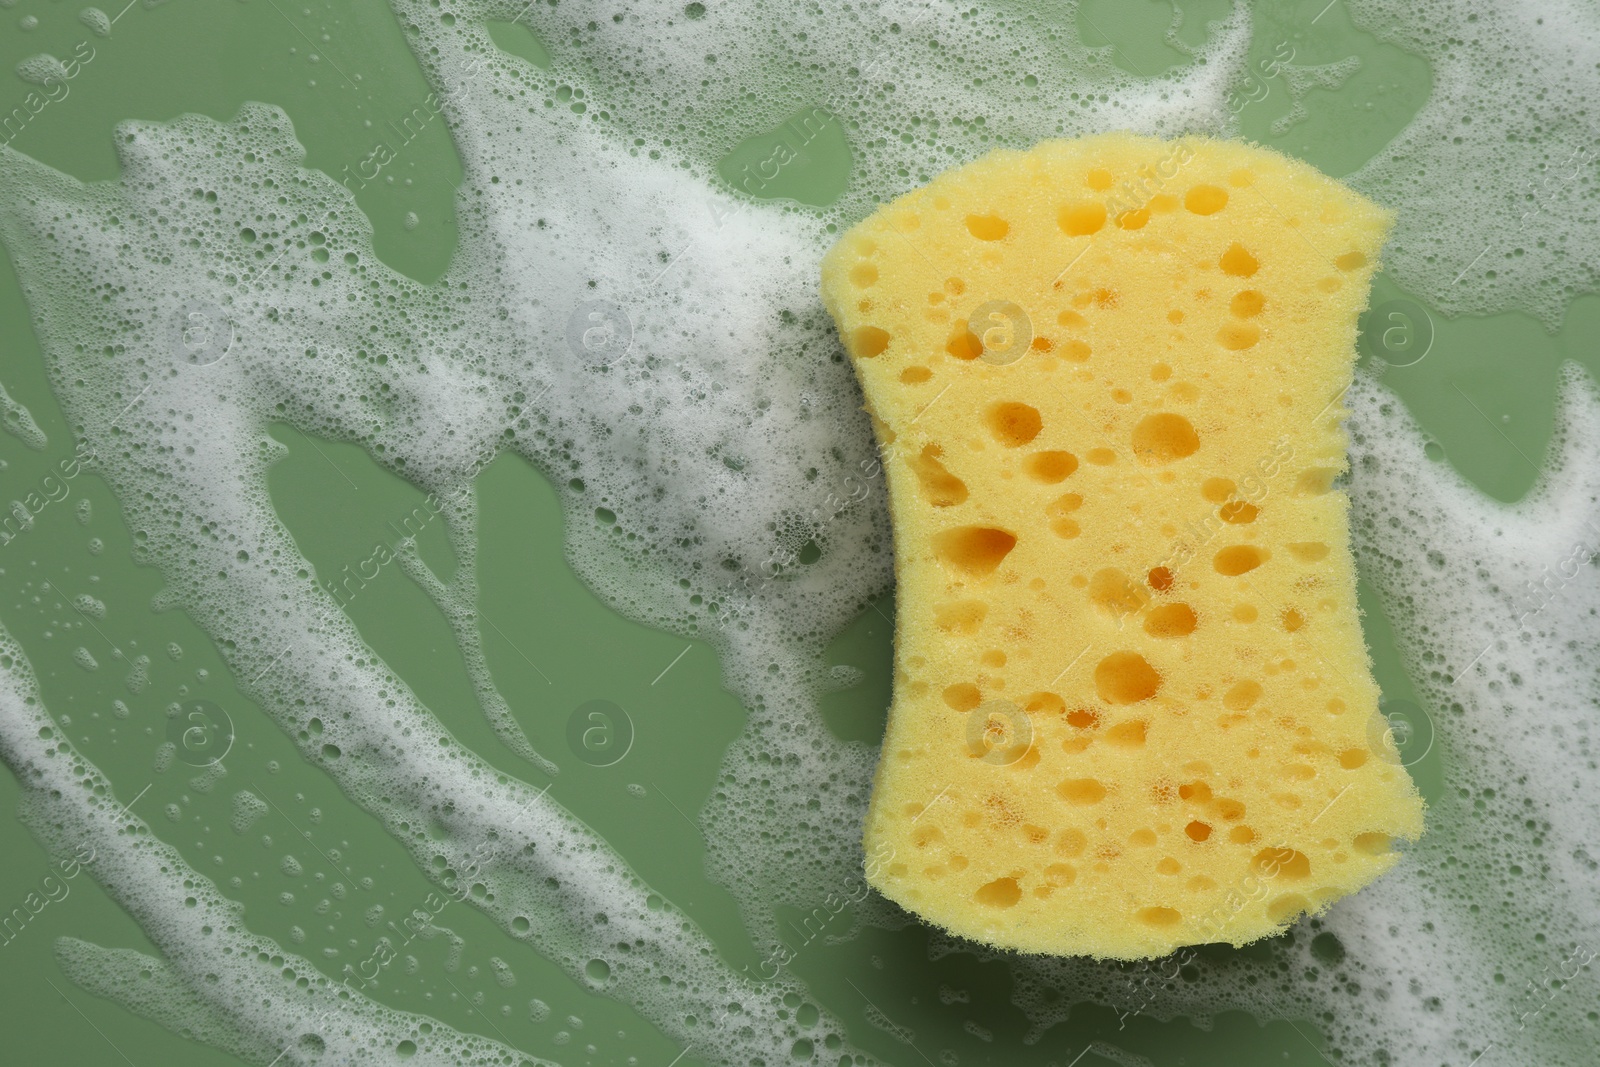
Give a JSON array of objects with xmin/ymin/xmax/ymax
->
[
  {"xmin": 1345, "ymin": 0, "xmax": 1600, "ymax": 325},
  {"xmin": 0, "ymin": 623, "xmax": 552, "ymax": 1067},
  {"xmin": 0, "ymin": 0, "xmax": 1595, "ymax": 1064}
]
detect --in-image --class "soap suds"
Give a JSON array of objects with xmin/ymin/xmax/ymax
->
[
  {"xmin": 1346, "ymin": 0, "xmax": 1600, "ymax": 325},
  {"xmin": 0, "ymin": 623, "xmax": 555, "ymax": 1067}
]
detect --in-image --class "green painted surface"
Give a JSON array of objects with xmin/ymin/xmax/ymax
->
[{"xmin": 0, "ymin": 1, "xmax": 1587, "ymax": 1065}]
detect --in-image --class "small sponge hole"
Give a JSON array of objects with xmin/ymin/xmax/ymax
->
[
  {"xmin": 932, "ymin": 526, "xmax": 1017, "ymax": 578},
  {"xmin": 850, "ymin": 325, "xmax": 891, "ymax": 358},
  {"xmin": 966, "ymin": 214, "xmax": 1010, "ymax": 241},
  {"xmin": 1024, "ymin": 450, "xmax": 1078, "ymax": 483},
  {"xmin": 1185, "ymin": 185, "xmax": 1228, "ymax": 215},
  {"xmin": 1131, "ymin": 413, "xmax": 1200, "ymax": 464},
  {"xmin": 1220, "ymin": 243, "xmax": 1259, "ymax": 277},
  {"xmin": 1058, "ymin": 201, "xmax": 1106, "ymax": 236},
  {"xmin": 1136, "ymin": 906, "xmax": 1182, "ymax": 927},
  {"xmin": 973, "ymin": 877, "xmax": 1022, "ymax": 907},
  {"xmin": 1094, "ymin": 652, "xmax": 1162, "ymax": 704},
  {"xmin": 986, "ymin": 402, "xmax": 1043, "ymax": 447}
]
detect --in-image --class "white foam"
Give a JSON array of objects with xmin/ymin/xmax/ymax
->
[
  {"xmin": 0, "ymin": 98, "xmax": 869, "ymax": 1067},
  {"xmin": 0, "ymin": 623, "xmax": 552, "ymax": 1067},
  {"xmin": 1346, "ymin": 0, "xmax": 1600, "ymax": 325}
]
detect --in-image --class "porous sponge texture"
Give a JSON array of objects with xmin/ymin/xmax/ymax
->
[{"xmin": 820, "ymin": 134, "xmax": 1424, "ymax": 960}]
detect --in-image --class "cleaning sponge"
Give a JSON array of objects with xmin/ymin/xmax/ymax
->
[{"xmin": 820, "ymin": 133, "xmax": 1424, "ymax": 959}]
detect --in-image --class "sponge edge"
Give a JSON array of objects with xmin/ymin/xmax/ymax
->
[{"xmin": 821, "ymin": 134, "xmax": 1424, "ymax": 960}]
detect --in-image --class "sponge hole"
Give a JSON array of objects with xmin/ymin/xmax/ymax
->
[
  {"xmin": 850, "ymin": 263, "xmax": 879, "ymax": 288},
  {"xmin": 986, "ymin": 402, "xmax": 1043, "ymax": 447},
  {"xmin": 1131, "ymin": 413, "xmax": 1200, "ymax": 464},
  {"xmin": 1252, "ymin": 847, "xmax": 1311, "ymax": 880},
  {"xmin": 1057, "ymin": 778, "xmax": 1108, "ymax": 805},
  {"xmin": 933, "ymin": 599, "xmax": 988, "ymax": 634},
  {"xmin": 1144, "ymin": 603, "xmax": 1198, "ymax": 638},
  {"xmin": 932, "ymin": 526, "xmax": 1017, "ymax": 578},
  {"xmin": 1218, "ymin": 322, "xmax": 1261, "ymax": 350},
  {"xmin": 1046, "ymin": 492, "xmax": 1083, "ymax": 526},
  {"xmin": 1266, "ymin": 894, "xmax": 1310, "ymax": 924},
  {"xmin": 1219, "ymin": 243, "xmax": 1259, "ymax": 277},
  {"xmin": 1335, "ymin": 251, "xmax": 1367, "ymax": 271},
  {"xmin": 966, "ymin": 214, "xmax": 1010, "ymax": 241},
  {"xmin": 1136, "ymin": 906, "xmax": 1182, "ymax": 928},
  {"xmin": 1058, "ymin": 200, "xmax": 1106, "ymax": 236},
  {"xmin": 1223, "ymin": 680, "xmax": 1262, "ymax": 710},
  {"xmin": 1024, "ymin": 450, "xmax": 1078, "ymax": 483},
  {"xmin": 1287, "ymin": 541, "xmax": 1330, "ymax": 562},
  {"xmin": 907, "ymin": 444, "xmax": 969, "ymax": 507},
  {"xmin": 973, "ymin": 877, "xmax": 1021, "ymax": 908},
  {"xmin": 1219, "ymin": 500, "xmax": 1258, "ymax": 524},
  {"xmin": 1043, "ymin": 863, "xmax": 1077, "ymax": 887},
  {"xmin": 1088, "ymin": 568, "xmax": 1149, "ymax": 616},
  {"xmin": 945, "ymin": 324, "xmax": 982, "ymax": 361},
  {"xmin": 1353, "ymin": 832, "xmax": 1390, "ymax": 855},
  {"xmin": 1047, "ymin": 495, "xmax": 1085, "ymax": 529},
  {"xmin": 1065, "ymin": 707, "xmax": 1100, "ymax": 730},
  {"xmin": 1094, "ymin": 651, "xmax": 1162, "ymax": 704},
  {"xmin": 1230, "ymin": 290, "xmax": 1266, "ymax": 317},
  {"xmin": 1105, "ymin": 719, "xmax": 1147, "ymax": 747},
  {"xmin": 1023, "ymin": 691, "xmax": 1066, "ymax": 716},
  {"xmin": 1185, "ymin": 185, "xmax": 1228, "ymax": 215},
  {"xmin": 942, "ymin": 682, "xmax": 982, "ymax": 712},
  {"xmin": 899, "ymin": 366, "xmax": 933, "ymax": 384},
  {"xmin": 1214, "ymin": 545, "xmax": 1266, "ymax": 576},
  {"xmin": 1295, "ymin": 468, "xmax": 1339, "ymax": 495},
  {"xmin": 850, "ymin": 325, "xmax": 891, "ymax": 358}
]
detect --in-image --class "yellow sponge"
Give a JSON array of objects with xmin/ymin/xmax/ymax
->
[{"xmin": 821, "ymin": 134, "xmax": 1423, "ymax": 959}]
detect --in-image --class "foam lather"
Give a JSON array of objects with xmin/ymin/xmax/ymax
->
[{"xmin": 820, "ymin": 133, "xmax": 1424, "ymax": 959}]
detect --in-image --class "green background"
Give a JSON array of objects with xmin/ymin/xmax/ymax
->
[{"xmin": 0, "ymin": 1, "xmax": 1585, "ymax": 1064}]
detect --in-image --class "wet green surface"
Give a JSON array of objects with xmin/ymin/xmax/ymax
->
[{"xmin": 0, "ymin": 1, "xmax": 1588, "ymax": 1065}]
